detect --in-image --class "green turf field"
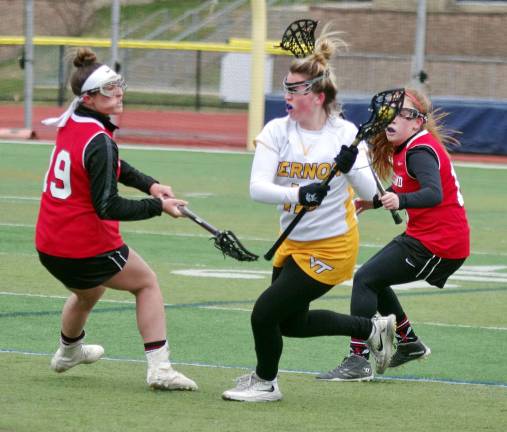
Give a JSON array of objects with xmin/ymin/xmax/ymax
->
[{"xmin": 0, "ymin": 141, "xmax": 506, "ymax": 432}]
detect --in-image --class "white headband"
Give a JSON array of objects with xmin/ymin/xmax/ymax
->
[
  {"xmin": 42, "ymin": 64, "xmax": 119, "ymax": 128},
  {"xmin": 81, "ymin": 64, "xmax": 120, "ymax": 94}
]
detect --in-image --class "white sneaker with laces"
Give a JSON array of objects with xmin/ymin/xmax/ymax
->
[
  {"xmin": 222, "ymin": 372, "xmax": 282, "ymax": 402},
  {"xmin": 367, "ymin": 314, "xmax": 396, "ymax": 374},
  {"xmin": 145, "ymin": 342, "xmax": 197, "ymax": 391},
  {"xmin": 50, "ymin": 343, "xmax": 104, "ymax": 373}
]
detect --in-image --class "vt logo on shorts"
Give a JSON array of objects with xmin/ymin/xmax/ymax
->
[{"xmin": 310, "ymin": 256, "xmax": 333, "ymax": 274}]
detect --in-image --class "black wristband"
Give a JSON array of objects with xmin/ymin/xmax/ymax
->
[{"xmin": 372, "ymin": 194, "xmax": 383, "ymax": 209}]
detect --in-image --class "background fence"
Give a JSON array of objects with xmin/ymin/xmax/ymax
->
[
  {"xmin": 1, "ymin": 1, "xmax": 507, "ymax": 107},
  {"xmin": 0, "ymin": 0, "xmax": 506, "ymax": 153}
]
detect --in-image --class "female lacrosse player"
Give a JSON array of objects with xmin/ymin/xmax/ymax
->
[
  {"xmin": 222, "ymin": 27, "xmax": 396, "ymax": 403},
  {"xmin": 317, "ymin": 87, "xmax": 470, "ymax": 381},
  {"xmin": 35, "ymin": 47, "xmax": 197, "ymax": 391}
]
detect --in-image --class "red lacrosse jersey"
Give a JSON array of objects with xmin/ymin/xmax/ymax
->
[
  {"xmin": 35, "ymin": 114, "xmax": 123, "ymax": 258},
  {"xmin": 392, "ymin": 131, "xmax": 470, "ymax": 259}
]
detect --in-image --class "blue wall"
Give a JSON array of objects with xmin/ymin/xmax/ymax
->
[{"xmin": 264, "ymin": 95, "xmax": 507, "ymax": 155}]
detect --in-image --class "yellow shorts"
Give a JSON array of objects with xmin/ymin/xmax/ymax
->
[{"xmin": 273, "ymin": 227, "xmax": 359, "ymax": 286}]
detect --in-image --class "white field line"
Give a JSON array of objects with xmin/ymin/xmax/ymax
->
[
  {"xmin": 0, "ymin": 220, "xmax": 381, "ymax": 245},
  {"xmin": 419, "ymin": 322, "xmax": 507, "ymax": 331},
  {"xmin": 201, "ymin": 305, "xmax": 252, "ymax": 312},
  {"xmin": 453, "ymin": 161, "xmax": 507, "ymax": 170},
  {"xmin": 0, "ymin": 139, "xmax": 252, "ymax": 155},
  {"xmin": 1, "ymin": 290, "xmax": 505, "ymax": 331},
  {"xmin": 0, "ymin": 251, "xmax": 35, "ymax": 257},
  {"xmin": 0, "ymin": 291, "xmax": 165, "ymax": 305},
  {"xmin": 199, "ymin": 305, "xmax": 507, "ymax": 331},
  {"xmin": 0, "ymin": 196, "xmax": 39, "ymax": 201},
  {"xmin": 0, "ymin": 221, "xmax": 235, "ymax": 240},
  {"xmin": 1, "ymin": 220, "xmax": 507, "ymax": 257},
  {"xmin": 2, "ymin": 139, "xmax": 507, "ymax": 169},
  {"xmin": 0, "ymin": 349, "xmax": 505, "ymax": 389}
]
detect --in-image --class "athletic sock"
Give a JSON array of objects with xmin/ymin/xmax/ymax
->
[
  {"xmin": 395, "ymin": 315, "xmax": 417, "ymax": 343},
  {"xmin": 349, "ymin": 338, "xmax": 370, "ymax": 360},
  {"xmin": 144, "ymin": 340, "xmax": 167, "ymax": 352},
  {"xmin": 61, "ymin": 330, "xmax": 85, "ymax": 346},
  {"xmin": 145, "ymin": 340, "xmax": 170, "ymax": 369}
]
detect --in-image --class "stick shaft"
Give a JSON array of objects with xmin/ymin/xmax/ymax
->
[
  {"xmin": 178, "ymin": 206, "xmax": 220, "ymax": 236},
  {"xmin": 263, "ymin": 85, "xmax": 405, "ymax": 261},
  {"xmin": 368, "ymin": 165, "xmax": 403, "ymax": 224},
  {"xmin": 263, "ymin": 208, "xmax": 306, "ymax": 260},
  {"xmin": 263, "ymin": 138, "xmax": 363, "ymax": 261}
]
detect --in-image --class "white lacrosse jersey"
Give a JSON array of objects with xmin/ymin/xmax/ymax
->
[{"xmin": 251, "ymin": 115, "xmax": 376, "ymax": 242}]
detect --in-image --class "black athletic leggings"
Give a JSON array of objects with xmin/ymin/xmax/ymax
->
[
  {"xmin": 350, "ymin": 235, "xmax": 464, "ymax": 322},
  {"xmin": 350, "ymin": 241, "xmax": 409, "ymax": 323},
  {"xmin": 251, "ymin": 256, "xmax": 372, "ymax": 381}
]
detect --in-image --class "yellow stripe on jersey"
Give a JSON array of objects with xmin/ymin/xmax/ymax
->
[
  {"xmin": 345, "ymin": 185, "xmax": 356, "ymax": 230},
  {"xmin": 273, "ymin": 226, "xmax": 359, "ymax": 285}
]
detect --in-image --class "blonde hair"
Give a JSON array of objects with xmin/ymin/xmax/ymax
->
[
  {"xmin": 370, "ymin": 86, "xmax": 460, "ymax": 181},
  {"xmin": 288, "ymin": 23, "xmax": 348, "ymax": 116}
]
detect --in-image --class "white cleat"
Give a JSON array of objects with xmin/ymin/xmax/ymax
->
[
  {"xmin": 367, "ymin": 314, "xmax": 396, "ymax": 374},
  {"xmin": 145, "ymin": 341, "xmax": 197, "ymax": 390},
  {"xmin": 222, "ymin": 372, "xmax": 282, "ymax": 402},
  {"xmin": 50, "ymin": 343, "xmax": 104, "ymax": 373},
  {"xmin": 147, "ymin": 362, "xmax": 198, "ymax": 391}
]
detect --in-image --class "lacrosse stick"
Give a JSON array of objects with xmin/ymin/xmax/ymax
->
[
  {"xmin": 275, "ymin": 19, "xmax": 319, "ymax": 58},
  {"xmin": 264, "ymin": 88, "xmax": 405, "ymax": 261},
  {"xmin": 366, "ymin": 152, "xmax": 403, "ymax": 224},
  {"xmin": 178, "ymin": 206, "xmax": 258, "ymax": 262}
]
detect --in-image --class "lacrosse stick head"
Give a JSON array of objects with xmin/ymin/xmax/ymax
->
[
  {"xmin": 213, "ymin": 230, "xmax": 258, "ymax": 262},
  {"xmin": 276, "ymin": 19, "xmax": 319, "ymax": 58},
  {"xmin": 356, "ymin": 88, "xmax": 405, "ymax": 142}
]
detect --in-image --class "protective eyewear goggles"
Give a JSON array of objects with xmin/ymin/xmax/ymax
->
[
  {"xmin": 85, "ymin": 78, "xmax": 127, "ymax": 97},
  {"xmin": 398, "ymin": 107, "xmax": 427, "ymax": 122},
  {"xmin": 282, "ymin": 74, "xmax": 326, "ymax": 95}
]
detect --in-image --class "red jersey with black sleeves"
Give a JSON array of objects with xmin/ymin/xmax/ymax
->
[
  {"xmin": 392, "ymin": 130, "xmax": 470, "ymax": 259},
  {"xmin": 36, "ymin": 114, "xmax": 123, "ymax": 257}
]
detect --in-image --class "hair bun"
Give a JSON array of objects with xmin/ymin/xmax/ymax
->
[{"xmin": 73, "ymin": 47, "xmax": 97, "ymax": 68}]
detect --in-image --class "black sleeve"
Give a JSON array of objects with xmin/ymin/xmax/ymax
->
[
  {"xmin": 397, "ymin": 147, "xmax": 442, "ymax": 209},
  {"xmin": 84, "ymin": 133, "xmax": 163, "ymax": 221},
  {"xmin": 119, "ymin": 159, "xmax": 158, "ymax": 195}
]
